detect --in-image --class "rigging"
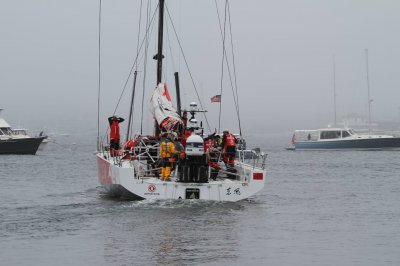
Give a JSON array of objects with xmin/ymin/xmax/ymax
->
[
  {"xmin": 97, "ymin": 0, "xmax": 102, "ymax": 150},
  {"xmin": 165, "ymin": 4, "xmax": 211, "ymax": 132},
  {"xmin": 126, "ymin": 0, "xmax": 144, "ymax": 141},
  {"xmin": 215, "ymin": 0, "xmax": 242, "ymax": 136}
]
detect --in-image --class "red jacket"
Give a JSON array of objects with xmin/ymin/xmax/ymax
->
[
  {"xmin": 108, "ymin": 116, "xmax": 124, "ymax": 141},
  {"xmin": 110, "ymin": 121, "xmax": 120, "ymax": 141},
  {"xmin": 204, "ymin": 138, "xmax": 216, "ymax": 153},
  {"xmin": 223, "ymin": 133, "xmax": 236, "ymax": 150}
]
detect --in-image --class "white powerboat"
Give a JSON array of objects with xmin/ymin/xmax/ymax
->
[{"xmin": 289, "ymin": 128, "xmax": 400, "ymax": 150}]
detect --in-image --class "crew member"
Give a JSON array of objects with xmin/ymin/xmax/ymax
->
[
  {"xmin": 159, "ymin": 132, "xmax": 178, "ymax": 181},
  {"xmin": 108, "ymin": 116, "xmax": 125, "ymax": 156},
  {"xmin": 216, "ymin": 134, "xmax": 222, "ymax": 147},
  {"xmin": 180, "ymin": 111, "xmax": 188, "ymax": 134},
  {"xmin": 120, "ymin": 138, "xmax": 137, "ymax": 159},
  {"xmin": 204, "ymin": 132, "xmax": 220, "ymax": 180},
  {"xmin": 221, "ymin": 129, "xmax": 238, "ymax": 169}
]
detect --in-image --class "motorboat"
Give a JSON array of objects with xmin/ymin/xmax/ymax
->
[
  {"xmin": 95, "ymin": 1, "xmax": 267, "ymax": 201},
  {"xmin": 0, "ymin": 109, "xmax": 47, "ymax": 155},
  {"xmin": 287, "ymin": 50, "xmax": 400, "ymax": 151},
  {"xmin": 288, "ymin": 128, "xmax": 400, "ymax": 150}
]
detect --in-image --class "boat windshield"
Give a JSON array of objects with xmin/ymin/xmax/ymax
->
[
  {"xmin": 348, "ymin": 129, "xmax": 355, "ymax": 135},
  {"xmin": 0, "ymin": 127, "xmax": 12, "ymax": 135},
  {"xmin": 342, "ymin": 131, "xmax": 351, "ymax": 138}
]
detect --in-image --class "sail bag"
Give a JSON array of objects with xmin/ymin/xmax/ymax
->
[{"xmin": 150, "ymin": 83, "xmax": 182, "ymax": 131}]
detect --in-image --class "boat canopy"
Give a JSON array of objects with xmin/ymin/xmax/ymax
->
[
  {"xmin": 0, "ymin": 114, "xmax": 11, "ymax": 128},
  {"xmin": 0, "ymin": 120, "xmax": 11, "ymax": 128},
  {"xmin": 0, "ymin": 109, "xmax": 12, "ymax": 135}
]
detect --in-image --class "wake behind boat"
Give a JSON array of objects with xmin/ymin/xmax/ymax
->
[
  {"xmin": 0, "ymin": 109, "xmax": 47, "ymax": 155},
  {"xmin": 288, "ymin": 128, "xmax": 400, "ymax": 150},
  {"xmin": 95, "ymin": 1, "xmax": 267, "ymax": 201}
]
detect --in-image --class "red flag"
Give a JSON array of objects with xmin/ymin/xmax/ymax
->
[{"xmin": 210, "ymin": 95, "xmax": 221, "ymax": 103}]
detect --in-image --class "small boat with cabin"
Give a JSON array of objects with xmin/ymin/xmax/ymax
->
[
  {"xmin": 0, "ymin": 109, "xmax": 47, "ymax": 155},
  {"xmin": 289, "ymin": 127, "xmax": 400, "ymax": 150},
  {"xmin": 288, "ymin": 50, "xmax": 400, "ymax": 151}
]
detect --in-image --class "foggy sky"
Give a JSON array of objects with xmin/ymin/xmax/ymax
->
[{"xmin": 1, "ymin": 0, "xmax": 400, "ymax": 137}]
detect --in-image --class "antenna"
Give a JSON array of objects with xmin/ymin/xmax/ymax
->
[
  {"xmin": 365, "ymin": 49, "xmax": 372, "ymax": 135},
  {"xmin": 332, "ymin": 54, "xmax": 337, "ymax": 127}
]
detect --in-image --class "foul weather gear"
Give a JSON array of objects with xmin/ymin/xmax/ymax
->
[
  {"xmin": 159, "ymin": 138, "xmax": 178, "ymax": 180},
  {"xmin": 108, "ymin": 116, "xmax": 125, "ymax": 156},
  {"xmin": 221, "ymin": 133, "xmax": 237, "ymax": 166}
]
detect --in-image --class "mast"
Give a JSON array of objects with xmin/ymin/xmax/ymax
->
[
  {"xmin": 332, "ymin": 55, "xmax": 337, "ymax": 127},
  {"xmin": 365, "ymin": 49, "xmax": 372, "ymax": 134},
  {"xmin": 156, "ymin": 0, "xmax": 165, "ymax": 84},
  {"xmin": 153, "ymin": 0, "xmax": 165, "ymax": 135}
]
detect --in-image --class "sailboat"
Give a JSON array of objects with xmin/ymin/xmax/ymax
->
[{"xmin": 95, "ymin": 1, "xmax": 267, "ymax": 201}]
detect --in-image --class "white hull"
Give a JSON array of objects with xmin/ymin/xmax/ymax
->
[{"xmin": 96, "ymin": 152, "xmax": 266, "ymax": 202}]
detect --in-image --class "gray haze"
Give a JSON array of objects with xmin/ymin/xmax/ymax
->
[{"xmin": 1, "ymin": 0, "xmax": 400, "ymax": 137}]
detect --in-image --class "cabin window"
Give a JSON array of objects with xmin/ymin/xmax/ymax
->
[
  {"xmin": 320, "ymin": 131, "xmax": 341, "ymax": 139},
  {"xmin": 342, "ymin": 131, "xmax": 350, "ymax": 138},
  {"xmin": 13, "ymin": 130, "xmax": 26, "ymax": 135},
  {"xmin": 0, "ymin": 128, "xmax": 11, "ymax": 135}
]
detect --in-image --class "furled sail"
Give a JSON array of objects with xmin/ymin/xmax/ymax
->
[{"xmin": 150, "ymin": 83, "xmax": 182, "ymax": 131}]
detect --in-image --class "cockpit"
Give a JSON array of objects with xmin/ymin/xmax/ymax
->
[{"xmin": 341, "ymin": 130, "xmax": 353, "ymax": 138}]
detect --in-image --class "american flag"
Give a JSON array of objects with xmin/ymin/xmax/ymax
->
[{"xmin": 210, "ymin": 94, "xmax": 221, "ymax": 103}]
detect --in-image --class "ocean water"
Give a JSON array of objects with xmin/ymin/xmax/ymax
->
[{"xmin": 1, "ymin": 133, "xmax": 400, "ymax": 265}]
